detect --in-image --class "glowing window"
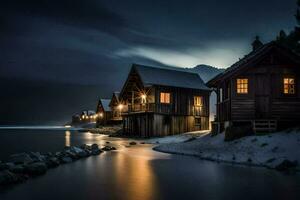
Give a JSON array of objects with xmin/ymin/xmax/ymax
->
[
  {"xmin": 160, "ymin": 92, "xmax": 170, "ymax": 103},
  {"xmin": 194, "ymin": 96, "xmax": 203, "ymax": 106},
  {"xmin": 284, "ymin": 78, "xmax": 295, "ymax": 94},
  {"xmin": 237, "ymin": 79, "xmax": 248, "ymax": 94}
]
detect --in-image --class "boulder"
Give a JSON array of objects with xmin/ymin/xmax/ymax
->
[
  {"xmin": 275, "ymin": 160, "xmax": 298, "ymax": 171},
  {"xmin": 8, "ymin": 153, "xmax": 33, "ymax": 164},
  {"xmin": 91, "ymin": 144, "xmax": 99, "ymax": 150},
  {"xmin": 45, "ymin": 157, "xmax": 60, "ymax": 168},
  {"xmin": 84, "ymin": 149, "xmax": 92, "ymax": 156},
  {"xmin": 80, "ymin": 144, "xmax": 91, "ymax": 150},
  {"xmin": 29, "ymin": 152, "xmax": 46, "ymax": 162},
  {"xmin": 9, "ymin": 165, "xmax": 25, "ymax": 174},
  {"xmin": 24, "ymin": 162, "xmax": 47, "ymax": 176},
  {"xmin": 0, "ymin": 162, "xmax": 15, "ymax": 171},
  {"xmin": 0, "ymin": 170, "xmax": 24, "ymax": 185},
  {"xmin": 60, "ymin": 156, "xmax": 73, "ymax": 164},
  {"xmin": 129, "ymin": 141, "xmax": 137, "ymax": 145},
  {"xmin": 101, "ymin": 146, "xmax": 116, "ymax": 151},
  {"xmin": 91, "ymin": 149, "xmax": 102, "ymax": 155},
  {"xmin": 55, "ymin": 151, "xmax": 64, "ymax": 158},
  {"xmin": 65, "ymin": 150, "xmax": 78, "ymax": 160},
  {"xmin": 70, "ymin": 146, "xmax": 88, "ymax": 158}
]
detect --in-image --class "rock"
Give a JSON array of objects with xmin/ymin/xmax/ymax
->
[
  {"xmin": 271, "ymin": 146, "xmax": 279, "ymax": 153},
  {"xmin": 91, "ymin": 149, "xmax": 102, "ymax": 155},
  {"xmin": 91, "ymin": 144, "xmax": 99, "ymax": 150},
  {"xmin": 106, "ymin": 141, "xmax": 110, "ymax": 144},
  {"xmin": 65, "ymin": 150, "xmax": 78, "ymax": 160},
  {"xmin": 25, "ymin": 162, "xmax": 47, "ymax": 176},
  {"xmin": 55, "ymin": 151, "xmax": 64, "ymax": 158},
  {"xmin": 0, "ymin": 162, "xmax": 15, "ymax": 171},
  {"xmin": 45, "ymin": 157, "xmax": 60, "ymax": 168},
  {"xmin": 129, "ymin": 141, "xmax": 137, "ymax": 145},
  {"xmin": 29, "ymin": 152, "xmax": 46, "ymax": 162},
  {"xmin": 261, "ymin": 143, "xmax": 268, "ymax": 147},
  {"xmin": 266, "ymin": 158, "xmax": 276, "ymax": 163},
  {"xmin": 275, "ymin": 160, "xmax": 298, "ymax": 171},
  {"xmin": 9, "ymin": 165, "xmax": 25, "ymax": 174},
  {"xmin": 140, "ymin": 142, "xmax": 145, "ymax": 144},
  {"xmin": 60, "ymin": 156, "xmax": 73, "ymax": 164},
  {"xmin": 84, "ymin": 149, "xmax": 92, "ymax": 156},
  {"xmin": 80, "ymin": 144, "xmax": 91, "ymax": 150},
  {"xmin": 101, "ymin": 146, "xmax": 116, "ymax": 151},
  {"xmin": 70, "ymin": 146, "xmax": 87, "ymax": 158},
  {"xmin": 0, "ymin": 170, "xmax": 25, "ymax": 185},
  {"xmin": 8, "ymin": 153, "xmax": 33, "ymax": 164}
]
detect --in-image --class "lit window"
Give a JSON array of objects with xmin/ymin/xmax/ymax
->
[
  {"xmin": 237, "ymin": 79, "xmax": 248, "ymax": 94},
  {"xmin": 160, "ymin": 92, "xmax": 170, "ymax": 103},
  {"xmin": 194, "ymin": 96, "xmax": 203, "ymax": 106},
  {"xmin": 284, "ymin": 78, "xmax": 295, "ymax": 94}
]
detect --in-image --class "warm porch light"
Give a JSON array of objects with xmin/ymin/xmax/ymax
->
[
  {"xmin": 99, "ymin": 113, "xmax": 103, "ymax": 118},
  {"xmin": 118, "ymin": 104, "xmax": 124, "ymax": 110},
  {"xmin": 141, "ymin": 94, "xmax": 147, "ymax": 103}
]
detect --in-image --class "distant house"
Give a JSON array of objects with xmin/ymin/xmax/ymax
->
[
  {"xmin": 109, "ymin": 92, "xmax": 123, "ymax": 123},
  {"xmin": 119, "ymin": 64, "xmax": 211, "ymax": 137},
  {"xmin": 80, "ymin": 110, "xmax": 97, "ymax": 123},
  {"xmin": 207, "ymin": 38, "xmax": 300, "ymax": 134},
  {"xmin": 96, "ymin": 99, "xmax": 112, "ymax": 125}
]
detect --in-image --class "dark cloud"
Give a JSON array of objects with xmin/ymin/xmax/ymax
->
[
  {"xmin": 0, "ymin": 0, "xmax": 297, "ymax": 124},
  {"xmin": 0, "ymin": 0, "xmax": 126, "ymax": 33}
]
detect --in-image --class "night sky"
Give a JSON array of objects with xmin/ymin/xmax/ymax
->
[{"xmin": 0, "ymin": 0, "xmax": 297, "ymax": 124}]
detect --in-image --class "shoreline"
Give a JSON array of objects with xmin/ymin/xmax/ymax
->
[
  {"xmin": 153, "ymin": 145, "xmax": 273, "ymax": 170},
  {"xmin": 153, "ymin": 130, "xmax": 300, "ymax": 173}
]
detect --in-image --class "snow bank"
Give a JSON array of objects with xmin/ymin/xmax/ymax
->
[{"xmin": 154, "ymin": 129, "xmax": 300, "ymax": 170}]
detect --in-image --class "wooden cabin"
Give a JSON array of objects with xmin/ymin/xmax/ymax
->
[
  {"xmin": 119, "ymin": 64, "xmax": 211, "ymax": 137},
  {"xmin": 207, "ymin": 39, "xmax": 300, "ymax": 134},
  {"xmin": 96, "ymin": 99, "xmax": 112, "ymax": 125},
  {"xmin": 109, "ymin": 92, "xmax": 123, "ymax": 124}
]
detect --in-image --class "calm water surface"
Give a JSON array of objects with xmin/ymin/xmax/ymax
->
[{"xmin": 0, "ymin": 129, "xmax": 300, "ymax": 200}]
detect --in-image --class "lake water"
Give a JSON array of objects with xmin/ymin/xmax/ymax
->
[{"xmin": 0, "ymin": 129, "xmax": 300, "ymax": 200}]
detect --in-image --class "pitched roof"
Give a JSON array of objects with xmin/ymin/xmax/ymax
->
[
  {"xmin": 207, "ymin": 41, "xmax": 300, "ymax": 87},
  {"xmin": 113, "ymin": 92, "xmax": 120, "ymax": 101},
  {"xmin": 99, "ymin": 99, "xmax": 111, "ymax": 111},
  {"xmin": 132, "ymin": 64, "xmax": 210, "ymax": 90}
]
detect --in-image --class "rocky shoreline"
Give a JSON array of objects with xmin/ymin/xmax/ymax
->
[{"xmin": 0, "ymin": 144, "xmax": 116, "ymax": 186}]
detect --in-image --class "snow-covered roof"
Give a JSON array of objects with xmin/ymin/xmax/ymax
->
[
  {"xmin": 133, "ymin": 64, "xmax": 210, "ymax": 90},
  {"xmin": 81, "ymin": 110, "xmax": 96, "ymax": 116},
  {"xmin": 99, "ymin": 99, "xmax": 111, "ymax": 111}
]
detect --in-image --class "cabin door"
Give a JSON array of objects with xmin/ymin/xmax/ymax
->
[{"xmin": 255, "ymin": 74, "xmax": 270, "ymax": 119}]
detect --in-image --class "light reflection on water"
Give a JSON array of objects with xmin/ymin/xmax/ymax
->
[
  {"xmin": 65, "ymin": 130, "xmax": 71, "ymax": 146},
  {"xmin": 114, "ymin": 146, "xmax": 163, "ymax": 200},
  {"xmin": 1, "ymin": 130, "xmax": 300, "ymax": 200}
]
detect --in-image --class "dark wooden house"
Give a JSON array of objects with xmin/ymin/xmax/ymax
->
[
  {"xmin": 96, "ymin": 99, "xmax": 112, "ymax": 125},
  {"xmin": 109, "ymin": 92, "xmax": 123, "ymax": 124},
  {"xmin": 207, "ymin": 39, "xmax": 300, "ymax": 134},
  {"xmin": 119, "ymin": 64, "xmax": 211, "ymax": 137}
]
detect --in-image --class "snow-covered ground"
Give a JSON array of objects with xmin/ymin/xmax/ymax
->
[
  {"xmin": 144, "ymin": 130, "xmax": 209, "ymax": 144},
  {"xmin": 154, "ymin": 129, "xmax": 300, "ymax": 171}
]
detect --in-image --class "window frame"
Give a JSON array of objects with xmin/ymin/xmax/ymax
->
[
  {"xmin": 160, "ymin": 92, "xmax": 171, "ymax": 104},
  {"xmin": 236, "ymin": 78, "xmax": 249, "ymax": 94},
  {"xmin": 194, "ymin": 96, "xmax": 203, "ymax": 107},
  {"xmin": 283, "ymin": 77, "xmax": 296, "ymax": 95}
]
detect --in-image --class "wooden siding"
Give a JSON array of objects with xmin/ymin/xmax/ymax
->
[
  {"xmin": 214, "ymin": 47, "xmax": 300, "ymax": 126},
  {"xmin": 123, "ymin": 113, "xmax": 208, "ymax": 137}
]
